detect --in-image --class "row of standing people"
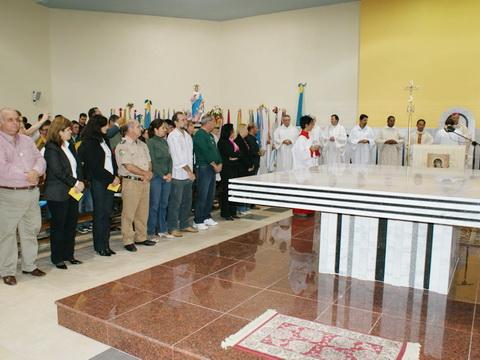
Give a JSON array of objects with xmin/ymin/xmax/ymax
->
[
  {"xmin": 273, "ymin": 113, "xmax": 470, "ymax": 170},
  {"xmin": 0, "ymin": 106, "xmax": 266, "ymax": 285}
]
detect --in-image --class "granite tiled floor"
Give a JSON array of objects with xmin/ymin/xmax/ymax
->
[{"xmin": 57, "ymin": 214, "xmax": 480, "ymax": 359}]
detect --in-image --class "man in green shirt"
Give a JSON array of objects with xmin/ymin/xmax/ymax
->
[{"xmin": 193, "ymin": 115, "xmax": 222, "ymax": 229}]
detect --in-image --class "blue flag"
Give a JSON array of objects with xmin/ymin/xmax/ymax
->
[
  {"xmin": 256, "ymin": 109, "xmax": 262, "ymax": 145},
  {"xmin": 296, "ymin": 83, "xmax": 306, "ymax": 127},
  {"xmin": 144, "ymin": 99, "xmax": 152, "ymax": 129}
]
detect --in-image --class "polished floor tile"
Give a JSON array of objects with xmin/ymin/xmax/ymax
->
[
  {"xmin": 117, "ymin": 265, "xmax": 204, "ymax": 296},
  {"xmin": 315, "ymin": 304, "xmax": 381, "ymax": 334},
  {"xmin": 111, "ymin": 298, "xmax": 222, "ymax": 345},
  {"xmin": 229, "ymin": 289, "xmax": 329, "ymax": 321},
  {"xmin": 167, "ymin": 276, "xmax": 262, "ymax": 312},
  {"xmin": 53, "ymin": 215, "xmax": 480, "ymax": 360},
  {"xmin": 214, "ymin": 260, "xmax": 289, "ymax": 288},
  {"xmin": 57, "ymin": 281, "xmax": 159, "ymax": 320},
  {"xmin": 370, "ymin": 315, "xmax": 471, "ymax": 360},
  {"xmin": 161, "ymin": 253, "xmax": 238, "ymax": 275},
  {"xmin": 198, "ymin": 242, "xmax": 261, "ymax": 261},
  {"xmin": 57, "ymin": 304, "xmax": 110, "ymax": 344},
  {"xmin": 174, "ymin": 315, "xmax": 262, "ymax": 360},
  {"xmin": 268, "ymin": 272, "xmax": 348, "ymax": 303}
]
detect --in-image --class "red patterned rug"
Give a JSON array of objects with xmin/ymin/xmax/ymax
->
[{"xmin": 222, "ymin": 310, "xmax": 420, "ymax": 359}]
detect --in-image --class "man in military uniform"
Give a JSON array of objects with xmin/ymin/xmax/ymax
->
[{"xmin": 115, "ymin": 121, "xmax": 155, "ymax": 252}]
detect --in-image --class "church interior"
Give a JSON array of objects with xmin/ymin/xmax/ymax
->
[{"xmin": 1, "ymin": 0, "xmax": 480, "ymax": 359}]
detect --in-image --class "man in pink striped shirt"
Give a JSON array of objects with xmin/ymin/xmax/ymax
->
[{"xmin": 0, "ymin": 107, "xmax": 47, "ymax": 286}]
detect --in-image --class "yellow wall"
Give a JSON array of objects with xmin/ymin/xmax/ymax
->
[{"xmin": 358, "ymin": 0, "xmax": 480, "ymax": 127}]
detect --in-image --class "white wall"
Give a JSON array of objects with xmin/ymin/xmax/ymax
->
[
  {"xmin": 1, "ymin": 2, "xmax": 359, "ymax": 126},
  {"xmin": 48, "ymin": 9, "xmax": 221, "ymax": 119},
  {"xmin": 220, "ymin": 2, "xmax": 360, "ymax": 128},
  {"xmin": 0, "ymin": 0, "xmax": 52, "ymax": 121}
]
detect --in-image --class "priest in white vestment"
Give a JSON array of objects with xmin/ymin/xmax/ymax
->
[
  {"xmin": 273, "ymin": 114, "xmax": 298, "ymax": 172},
  {"xmin": 450, "ymin": 113, "xmax": 471, "ymax": 143},
  {"xmin": 376, "ymin": 116, "xmax": 404, "ymax": 166},
  {"xmin": 323, "ymin": 114, "xmax": 347, "ymax": 166},
  {"xmin": 408, "ymin": 118, "xmax": 434, "ymax": 162},
  {"xmin": 349, "ymin": 114, "xmax": 376, "ymax": 165},
  {"xmin": 409, "ymin": 119, "xmax": 434, "ymax": 146},
  {"xmin": 292, "ymin": 115, "xmax": 320, "ymax": 170},
  {"xmin": 435, "ymin": 118, "xmax": 464, "ymax": 145}
]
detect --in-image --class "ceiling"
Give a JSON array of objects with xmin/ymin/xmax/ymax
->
[{"xmin": 36, "ymin": 0, "xmax": 354, "ymax": 21}]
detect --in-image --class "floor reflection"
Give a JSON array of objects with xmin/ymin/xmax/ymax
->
[{"xmin": 57, "ymin": 214, "xmax": 480, "ymax": 359}]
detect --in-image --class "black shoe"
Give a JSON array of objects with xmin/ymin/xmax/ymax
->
[
  {"xmin": 134, "ymin": 240, "xmax": 156, "ymax": 246},
  {"xmin": 55, "ymin": 262, "xmax": 68, "ymax": 270},
  {"xmin": 67, "ymin": 258, "xmax": 83, "ymax": 265},
  {"xmin": 97, "ymin": 250, "xmax": 111, "ymax": 256},
  {"xmin": 107, "ymin": 248, "xmax": 116, "ymax": 255},
  {"xmin": 222, "ymin": 216, "xmax": 234, "ymax": 221},
  {"xmin": 125, "ymin": 244, "xmax": 138, "ymax": 252}
]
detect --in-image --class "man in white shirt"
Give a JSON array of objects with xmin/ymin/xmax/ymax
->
[
  {"xmin": 376, "ymin": 115, "xmax": 404, "ymax": 166},
  {"xmin": 323, "ymin": 114, "xmax": 347, "ymax": 166},
  {"xmin": 273, "ymin": 114, "xmax": 298, "ymax": 172},
  {"xmin": 167, "ymin": 112, "xmax": 197, "ymax": 237},
  {"xmin": 349, "ymin": 114, "xmax": 376, "ymax": 165}
]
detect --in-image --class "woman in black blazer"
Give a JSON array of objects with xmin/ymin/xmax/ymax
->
[
  {"xmin": 44, "ymin": 116, "xmax": 85, "ymax": 269},
  {"xmin": 217, "ymin": 124, "xmax": 240, "ymax": 220},
  {"xmin": 78, "ymin": 115, "xmax": 120, "ymax": 256}
]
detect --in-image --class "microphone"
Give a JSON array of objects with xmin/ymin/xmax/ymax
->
[{"xmin": 446, "ymin": 125, "xmax": 478, "ymax": 146}]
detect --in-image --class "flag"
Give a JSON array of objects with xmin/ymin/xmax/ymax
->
[
  {"xmin": 144, "ymin": 99, "xmax": 152, "ymax": 129},
  {"xmin": 296, "ymin": 83, "xmax": 306, "ymax": 127},
  {"xmin": 256, "ymin": 109, "xmax": 262, "ymax": 145},
  {"xmin": 237, "ymin": 109, "xmax": 242, "ymax": 129}
]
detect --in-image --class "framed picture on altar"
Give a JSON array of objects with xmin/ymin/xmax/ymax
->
[{"xmin": 427, "ymin": 153, "xmax": 450, "ymax": 168}]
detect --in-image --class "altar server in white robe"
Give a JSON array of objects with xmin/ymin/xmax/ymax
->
[
  {"xmin": 273, "ymin": 114, "xmax": 298, "ymax": 172},
  {"xmin": 376, "ymin": 115, "xmax": 404, "ymax": 166},
  {"xmin": 349, "ymin": 114, "xmax": 376, "ymax": 165},
  {"xmin": 292, "ymin": 115, "xmax": 320, "ymax": 170},
  {"xmin": 291, "ymin": 115, "xmax": 319, "ymax": 216},
  {"xmin": 323, "ymin": 114, "xmax": 347, "ymax": 166},
  {"xmin": 435, "ymin": 118, "xmax": 463, "ymax": 145}
]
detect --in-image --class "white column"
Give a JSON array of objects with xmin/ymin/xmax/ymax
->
[
  {"xmin": 318, "ymin": 213, "xmax": 338, "ymax": 274},
  {"xmin": 349, "ymin": 216, "xmax": 379, "ymax": 281},
  {"xmin": 429, "ymin": 225, "xmax": 454, "ymax": 294},
  {"xmin": 384, "ymin": 221, "xmax": 428, "ymax": 289}
]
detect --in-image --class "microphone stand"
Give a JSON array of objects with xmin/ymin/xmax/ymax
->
[{"xmin": 445, "ymin": 126, "xmax": 479, "ymax": 169}]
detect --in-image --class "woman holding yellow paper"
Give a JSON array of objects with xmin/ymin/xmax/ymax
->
[
  {"xmin": 44, "ymin": 116, "xmax": 85, "ymax": 269},
  {"xmin": 78, "ymin": 115, "xmax": 120, "ymax": 256}
]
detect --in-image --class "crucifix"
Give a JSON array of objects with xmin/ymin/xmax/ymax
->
[{"xmin": 405, "ymin": 80, "xmax": 419, "ymax": 166}]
